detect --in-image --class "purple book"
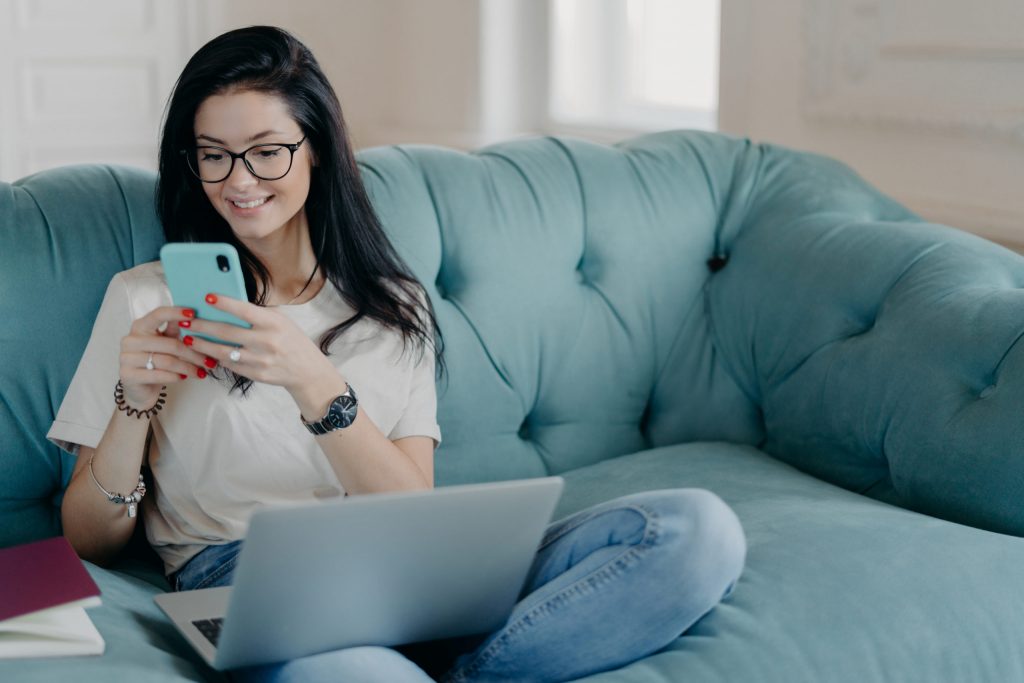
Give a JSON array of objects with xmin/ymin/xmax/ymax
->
[{"xmin": 0, "ymin": 536, "xmax": 101, "ymax": 622}]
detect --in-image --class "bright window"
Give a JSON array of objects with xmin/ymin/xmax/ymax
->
[{"xmin": 550, "ymin": 0, "xmax": 720, "ymax": 132}]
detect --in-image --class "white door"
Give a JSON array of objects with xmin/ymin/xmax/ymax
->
[{"xmin": 0, "ymin": 0, "xmax": 202, "ymax": 181}]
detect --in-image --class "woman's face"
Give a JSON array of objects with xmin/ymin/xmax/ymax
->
[{"xmin": 192, "ymin": 90, "xmax": 313, "ymax": 245}]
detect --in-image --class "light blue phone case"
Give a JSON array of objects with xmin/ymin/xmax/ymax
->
[{"xmin": 160, "ymin": 243, "xmax": 252, "ymax": 347}]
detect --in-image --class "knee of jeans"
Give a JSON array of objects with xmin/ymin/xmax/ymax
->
[{"xmin": 643, "ymin": 489, "xmax": 747, "ymax": 595}]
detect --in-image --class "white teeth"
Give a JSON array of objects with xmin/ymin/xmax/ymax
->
[{"xmin": 232, "ymin": 197, "xmax": 268, "ymax": 209}]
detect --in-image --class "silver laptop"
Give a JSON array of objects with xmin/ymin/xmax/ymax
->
[{"xmin": 154, "ymin": 477, "xmax": 564, "ymax": 671}]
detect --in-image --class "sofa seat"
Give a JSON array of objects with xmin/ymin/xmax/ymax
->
[
  {"xmin": 559, "ymin": 443, "xmax": 1024, "ymax": 683},
  {"xmin": 7, "ymin": 441, "xmax": 1019, "ymax": 682}
]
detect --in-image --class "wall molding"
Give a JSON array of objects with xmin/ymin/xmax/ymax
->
[{"xmin": 803, "ymin": 0, "xmax": 1024, "ymax": 143}]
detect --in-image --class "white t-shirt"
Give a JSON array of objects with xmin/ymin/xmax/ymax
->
[{"xmin": 47, "ymin": 261, "xmax": 442, "ymax": 575}]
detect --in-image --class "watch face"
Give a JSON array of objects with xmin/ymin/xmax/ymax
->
[{"xmin": 327, "ymin": 395, "xmax": 358, "ymax": 429}]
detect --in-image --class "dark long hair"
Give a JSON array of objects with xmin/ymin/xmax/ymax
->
[{"xmin": 156, "ymin": 26, "xmax": 444, "ymax": 394}]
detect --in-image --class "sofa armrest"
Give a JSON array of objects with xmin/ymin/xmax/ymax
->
[{"xmin": 708, "ymin": 143, "xmax": 1024, "ymax": 535}]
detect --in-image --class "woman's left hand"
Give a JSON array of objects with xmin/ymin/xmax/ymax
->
[{"xmin": 181, "ymin": 293, "xmax": 337, "ymax": 392}]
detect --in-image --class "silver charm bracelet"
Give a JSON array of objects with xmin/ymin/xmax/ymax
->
[{"xmin": 88, "ymin": 455, "xmax": 147, "ymax": 518}]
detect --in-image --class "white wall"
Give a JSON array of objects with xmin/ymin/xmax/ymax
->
[
  {"xmin": 0, "ymin": 0, "xmax": 202, "ymax": 179},
  {"xmin": 202, "ymin": 0, "xmax": 502, "ymax": 151},
  {"xmin": 7, "ymin": 0, "xmax": 1019, "ymax": 254},
  {"xmin": 719, "ymin": 0, "xmax": 1024, "ymax": 249},
  {"xmin": 0, "ymin": 0, "xmax": 507, "ymax": 181},
  {"xmin": 0, "ymin": 0, "xmax": 709, "ymax": 177}
]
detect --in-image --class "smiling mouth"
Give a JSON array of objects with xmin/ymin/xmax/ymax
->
[{"xmin": 231, "ymin": 196, "xmax": 271, "ymax": 209}]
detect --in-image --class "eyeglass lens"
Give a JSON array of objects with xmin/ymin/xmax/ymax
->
[{"xmin": 190, "ymin": 145, "xmax": 294, "ymax": 182}]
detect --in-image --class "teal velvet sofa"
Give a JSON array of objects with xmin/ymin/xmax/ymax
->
[{"xmin": 3, "ymin": 130, "xmax": 1024, "ymax": 682}]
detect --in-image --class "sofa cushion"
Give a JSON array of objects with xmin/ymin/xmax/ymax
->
[{"xmin": 558, "ymin": 443, "xmax": 1024, "ymax": 683}]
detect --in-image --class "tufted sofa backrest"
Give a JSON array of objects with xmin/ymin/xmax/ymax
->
[
  {"xmin": 358, "ymin": 133, "xmax": 776, "ymax": 485},
  {"xmin": 4, "ymin": 131, "xmax": 1024, "ymax": 548},
  {"xmin": 0, "ymin": 165, "xmax": 165, "ymax": 546}
]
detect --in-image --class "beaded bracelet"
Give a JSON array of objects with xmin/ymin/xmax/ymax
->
[
  {"xmin": 114, "ymin": 380, "xmax": 167, "ymax": 419},
  {"xmin": 88, "ymin": 455, "xmax": 147, "ymax": 518}
]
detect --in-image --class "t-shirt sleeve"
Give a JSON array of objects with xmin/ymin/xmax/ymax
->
[
  {"xmin": 47, "ymin": 274, "xmax": 133, "ymax": 456},
  {"xmin": 387, "ymin": 338, "xmax": 442, "ymax": 448}
]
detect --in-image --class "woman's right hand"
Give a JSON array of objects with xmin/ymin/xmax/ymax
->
[{"xmin": 119, "ymin": 306, "xmax": 211, "ymax": 408}]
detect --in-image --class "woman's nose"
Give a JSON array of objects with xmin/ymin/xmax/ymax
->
[{"xmin": 225, "ymin": 157, "xmax": 258, "ymax": 189}]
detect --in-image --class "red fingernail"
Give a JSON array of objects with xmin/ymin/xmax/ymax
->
[
  {"xmin": 182, "ymin": 308, "xmax": 196, "ymax": 318},
  {"xmin": 179, "ymin": 373, "xmax": 188, "ymax": 380},
  {"xmin": 183, "ymin": 335, "xmax": 194, "ymax": 346},
  {"xmin": 204, "ymin": 357, "xmax": 217, "ymax": 368},
  {"xmin": 197, "ymin": 368, "xmax": 207, "ymax": 379},
  {"xmin": 178, "ymin": 320, "xmax": 191, "ymax": 328},
  {"xmin": 205, "ymin": 293, "xmax": 218, "ymax": 304}
]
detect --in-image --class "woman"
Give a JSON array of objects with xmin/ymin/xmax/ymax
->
[{"xmin": 50, "ymin": 26, "xmax": 746, "ymax": 683}]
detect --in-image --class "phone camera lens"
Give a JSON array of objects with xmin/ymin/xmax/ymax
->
[{"xmin": 216, "ymin": 255, "xmax": 230, "ymax": 273}]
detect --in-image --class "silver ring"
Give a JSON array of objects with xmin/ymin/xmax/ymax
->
[
  {"xmin": 145, "ymin": 353, "xmax": 155, "ymax": 371},
  {"xmin": 229, "ymin": 349, "xmax": 242, "ymax": 363}
]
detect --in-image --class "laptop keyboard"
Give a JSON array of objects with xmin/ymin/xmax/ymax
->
[{"xmin": 192, "ymin": 618, "xmax": 224, "ymax": 647}]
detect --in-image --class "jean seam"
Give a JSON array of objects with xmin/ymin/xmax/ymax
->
[
  {"xmin": 191, "ymin": 552, "xmax": 238, "ymax": 591},
  {"xmin": 536, "ymin": 503, "xmax": 658, "ymax": 555},
  {"xmin": 445, "ymin": 505, "xmax": 662, "ymax": 682}
]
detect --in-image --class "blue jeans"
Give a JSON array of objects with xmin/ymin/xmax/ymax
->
[{"xmin": 171, "ymin": 489, "xmax": 746, "ymax": 682}]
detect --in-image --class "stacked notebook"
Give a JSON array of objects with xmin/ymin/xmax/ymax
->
[{"xmin": 0, "ymin": 536, "xmax": 104, "ymax": 658}]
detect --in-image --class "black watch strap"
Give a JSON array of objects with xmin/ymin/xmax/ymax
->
[
  {"xmin": 301, "ymin": 383, "xmax": 358, "ymax": 435},
  {"xmin": 306, "ymin": 421, "xmax": 330, "ymax": 436}
]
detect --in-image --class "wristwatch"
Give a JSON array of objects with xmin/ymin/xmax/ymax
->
[{"xmin": 301, "ymin": 383, "xmax": 359, "ymax": 435}]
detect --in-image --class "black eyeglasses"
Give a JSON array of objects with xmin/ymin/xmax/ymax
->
[{"xmin": 181, "ymin": 136, "xmax": 307, "ymax": 183}]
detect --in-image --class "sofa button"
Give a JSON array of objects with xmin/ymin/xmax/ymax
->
[
  {"xmin": 979, "ymin": 385, "xmax": 996, "ymax": 399},
  {"xmin": 707, "ymin": 254, "xmax": 729, "ymax": 273}
]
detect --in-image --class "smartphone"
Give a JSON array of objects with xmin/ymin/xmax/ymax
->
[{"xmin": 160, "ymin": 242, "xmax": 252, "ymax": 346}]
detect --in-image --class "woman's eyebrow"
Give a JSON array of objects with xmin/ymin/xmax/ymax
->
[{"xmin": 195, "ymin": 130, "xmax": 285, "ymax": 145}]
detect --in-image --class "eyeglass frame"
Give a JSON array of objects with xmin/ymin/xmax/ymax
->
[{"xmin": 180, "ymin": 136, "xmax": 308, "ymax": 183}]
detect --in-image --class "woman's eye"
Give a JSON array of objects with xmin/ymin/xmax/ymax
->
[
  {"xmin": 256, "ymin": 149, "xmax": 281, "ymax": 158},
  {"xmin": 201, "ymin": 153, "xmax": 224, "ymax": 162}
]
